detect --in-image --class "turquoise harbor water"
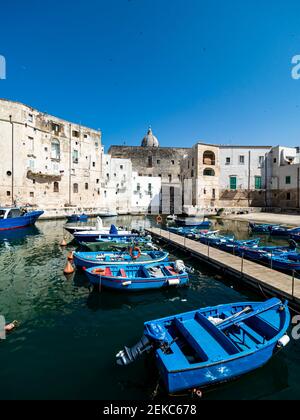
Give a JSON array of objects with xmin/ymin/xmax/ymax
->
[{"xmin": 0, "ymin": 216, "xmax": 300, "ymax": 400}]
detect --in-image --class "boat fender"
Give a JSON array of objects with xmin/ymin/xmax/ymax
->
[
  {"xmin": 122, "ymin": 281, "xmax": 132, "ymax": 287},
  {"xmin": 5, "ymin": 320, "xmax": 19, "ymax": 333},
  {"xmin": 277, "ymin": 335, "xmax": 290, "ymax": 349},
  {"xmin": 193, "ymin": 389, "xmax": 203, "ymax": 399},
  {"xmin": 168, "ymin": 278, "xmax": 180, "ymax": 286}
]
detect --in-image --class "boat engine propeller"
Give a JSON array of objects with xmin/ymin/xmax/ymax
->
[{"xmin": 116, "ymin": 335, "xmax": 153, "ymax": 366}]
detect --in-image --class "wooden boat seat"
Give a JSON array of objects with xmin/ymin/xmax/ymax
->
[
  {"xmin": 105, "ymin": 267, "xmax": 112, "ymax": 276},
  {"xmin": 165, "ymin": 266, "xmax": 177, "ymax": 276},
  {"xmin": 238, "ymin": 323, "xmax": 264, "ymax": 345},
  {"xmin": 174, "ymin": 318, "xmax": 230, "ymax": 362}
]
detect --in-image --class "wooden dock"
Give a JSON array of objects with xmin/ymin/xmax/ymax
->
[{"xmin": 147, "ymin": 227, "xmax": 300, "ymax": 311}]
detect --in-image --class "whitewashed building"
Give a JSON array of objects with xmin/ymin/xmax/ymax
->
[
  {"xmin": 131, "ymin": 172, "xmax": 161, "ymax": 214},
  {"xmin": 101, "ymin": 153, "xmax": 132, "ymax": 214}
]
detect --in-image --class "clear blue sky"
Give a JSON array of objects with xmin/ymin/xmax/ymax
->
[{"xmin": 1, "ymin": 0, "xmax": 300, "ymax": 150}]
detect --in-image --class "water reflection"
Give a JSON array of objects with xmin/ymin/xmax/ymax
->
[{"xmin": 0, "ymin": 225, "xmax": 40, "ymax": 247}]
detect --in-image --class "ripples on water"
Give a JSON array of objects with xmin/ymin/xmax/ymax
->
[{"xmin": 0, "ymin": 216, "xmax": 299, "ymax": 400}]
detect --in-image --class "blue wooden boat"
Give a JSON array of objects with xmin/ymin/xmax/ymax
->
[
  {"xmin": 84, "ymin": 261, "xmax": 189, "ymax": 291},
  {"xmin": 176, "ymin": 218, "xmax": 212, "ymax": 228},
  {"xmin": 249, "ymin": 223, "xmax": 279, "ymax": 233},
  {"xmin": 238, "ymin": 246, "xmax": 300, "ymax": 271},
  {"xmin": 116, "ymin": 298, "xmax": 290, "ymax": 393},
  {"xmin": 73, "ymin": 250, "xmax": 169, "ymax": 269},
  {"xmin": 269, "ymin": 225, "xmax": 300, "ymax": 237},
  {"xmin": 0, "ymin": 208, "xmax": 44, "ymax": 231},
  {"xmin": 66, "ymin": 214, "xmax": 88, "ymax": 223}
]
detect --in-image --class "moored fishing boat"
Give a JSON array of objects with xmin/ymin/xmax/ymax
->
[
  {"xmin": 73, "ymin": 224, "xmax": 137, "ymax": 243},
  {"xmin": 249, "ymin": 222, "xmax": 279, "ymax": 233},
  {"xmin": 84, "ymin": 261, "xmax": 189, "ymax": 291},
  {"xmin": 66, "ymin": 214, "xmax": 89, "ymax": 223},
  {"xmin": 176, "ymin": 218, "xmax": 212, "ymax": 228},
  {"xmin": 73, "ymin": 250, "xmax": 169, "ymax": 269},
  {"xmin": 81, "ymin": 237, "xmax": 156, "ymax": 252},
  {"xmin": 0, "ymin": 208, "xmax": 44, "ymax": 231},
  {"xmin": 116, "ymin": 298, "xmax": 290, "ymax": 393}
]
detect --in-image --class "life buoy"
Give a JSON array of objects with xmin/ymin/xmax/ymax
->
[
  {"xmin": 92, "ymin": 268, "xmax": 106, "ymax": 275},
  {"xmin": 156, "ymin": 215, "xmax": 163, "ymax": 224},
  {"xmin": 129, "ymin": 247, "xmax": 141, "ymax": 260}
]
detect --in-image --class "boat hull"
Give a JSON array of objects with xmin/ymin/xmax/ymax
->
[
  {"xmin": 73, "ymin": 251, "xmax": 169, "ymax": 269},
  {"xmin": 159, "ymin": 341, "xmax": 280, "ymax": 393},
  {"xmin": 85, "ymin": 265, "xmax": 189, "ymax": 291},
  {"xmin": 0, "ymin": 211, "xmax": 44, "ymax": 231}
]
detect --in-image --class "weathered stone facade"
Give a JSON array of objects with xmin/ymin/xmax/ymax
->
[
  {"xmin": 0, "ymin": 99, "xmax": 102, "ymax": 213},
  {"xmin": 109, "ymin": 131, "xmax": 189, "ymax": 214}
]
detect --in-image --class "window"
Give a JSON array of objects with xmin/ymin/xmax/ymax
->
[
  {"xmin": 212, "ymin": 189, "xmax": 216, "ymax": 199},
  {"xmin": 28, "ymin": 113, "xmax": 33, "ymax": 123},
  {"xmin": 259, "ymin": 156, "xmax": 264, "ymax": 167},
  {"xmin": 255, "ymin": 176, "xmax": 262, "ymax": 190},
  {"xmin": 72, "ymin": 150, "xmax": 79, "ymax": 164},
  {"xmin": 157, "ymin": 160, "xmax": 161, "ymax": 165},
  {"xmin": 168, "ymin": 175, "xmax": 172, "ymax": 183},
  {"xmin": 72, "ymin": 130, "xmax": 80, "ymax": 138},
  {"xmin": 286, "ymin": 176, "xmax": 291, "ymax": 185},
  {"xmin": 73, "ymin": 183, "xmax": 79, "ymax": 194},
  {"xmin": 28, "ymin": 136, "xmax": 34, "ymax": 152},
  {"xmin": 51, "ymin": 139, "xmax": 60, "ymax": 160},
  {"xmin": 6, "ymin": 171, "xmax": 12, "ymax": 177},
  {"xmin": 148, "ymin": 157, "xmax": 153, "ymax": 168},
  {"xmin": 274, "ymin": 158, "xmax": 277, "ymax": 163},
  {"xmin": 191, "ymin": 170, "xmax": 194, "ymax": 177},
  {"xmin": 30, "ymin": 192, "xmax": 34, "ymax": 198},
  {"xmin": 53, "ymin": 182, "xmax": 59, "ymax": 193},
  {"xmin": 203, "ymin": 151, "xmax": 215, "ymax": 165},
  {"xmin": 85, "ymin": 183, "xmax": 89, "ymax": 190},
  {"xmin": 230, "ymin": 176, "xmax": 237, "ymax": 190},
  {"xmin": 192, "ymin": 158, "xmax": 195, "ymax": 167},
  {"xmin": 6, "ymin": 191, "xmax": 11, "ymax": 197},
  {"xmin": 137, "ymin": 183, "xmax": 141, "ymax": 192},
  {"xmin": 287, "ymin": 192, "xmax": 291, "ymax": 201},
  {"xmin": 51, "ymin": 123, "xmax": 61, "ymax": 134},
  {"xmin": 96, "ymin": 179, "xmax": 99, "ymax": 184},
  {"xmin": 104, "ymin": 191, "xmax": 107, "ymax": 198},
  {"xmin": 203, "ymin": 168, "xmax": 215, "ymax": 176},
  {"xmin": 226, "ymin": 157, "xmax": 231, "ymax": 165},
  {"xmin": 148, "ymin": 183, "xmax": 152, "ymax": 192},
  {"xmin": 120, "ymin": 165, "xmax": 124, "ymax": 170},
  {"xmin": 92, "ymin": 162, "xmax": 96, "ymax": 167},
  {"xmin": 171, "ymin": 160, "xmax": 175, "ymax": 165},
  {"xmin": 239, "ymin": 155, "xmax": 245, "ymax": 165}
]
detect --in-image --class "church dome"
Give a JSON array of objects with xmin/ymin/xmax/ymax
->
[{"xmin": 141, "ymin": 128, "xmax": 159, "ymax": 147}]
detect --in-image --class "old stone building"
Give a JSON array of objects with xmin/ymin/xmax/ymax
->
[
  {"xmin": 181, "ymin": 142, "xmax": 271, "ymax": 213},
  {"xmin": 0, "ymin": 99, "xmax": 102, "ymax": 216},
  {"xmin": 109, "ymin": 128, "xmax": 189, "ymax": 214}
]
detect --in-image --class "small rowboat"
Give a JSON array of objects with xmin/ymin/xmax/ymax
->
[
  {"xmin": 84, "ymin": 261, "xmax": 189, "ymax": 291},
  {"xmin": 249, "ymin": 223, "xmax": 279, "ymax": 233},
  {"xmin": 81, "ymin": 239, "xmax": 156, "ymax": 252},
  {"xmin": 116, "ymin": 298, "xmax": 290, "ymax": 393},
  {"xmin": 73, "ymin": 250, "xmax": 169, "ymax": 269},
  {"xmin": 176, "ymin": 218, "xmax": 212, "ymax": 228},
  {"xmin": 73, "ymin": 224, "xmax": 137, "ymax": 243},
  {"xmin": 66, "ymin": 214, "xmax": 89, "ymax": 223}
]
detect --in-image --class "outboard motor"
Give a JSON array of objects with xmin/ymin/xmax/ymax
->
[
  {"xmin": 116, "ymin": 335, "xmax": 153, "ymax": 366},
  {"xmin": 289, "ymin": 239, "xmax": 298, "ymax": 250},
  {"xmin": 174, "ymin": 260, "xmax": 186, "ymax": 273},
  {"xmin": 110, "ymin": 224, "xmax": 119, "ymax": 235}
]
